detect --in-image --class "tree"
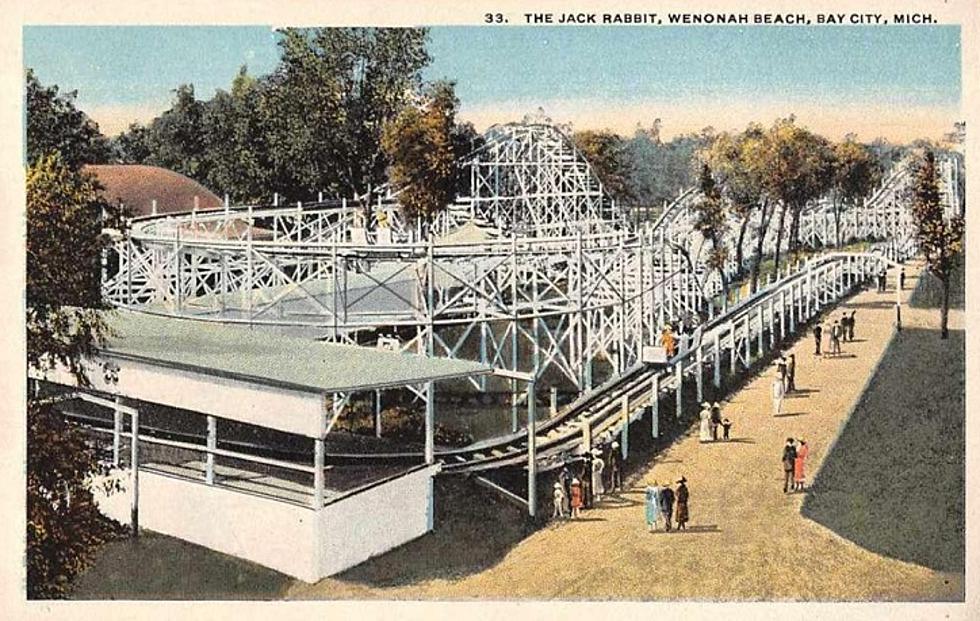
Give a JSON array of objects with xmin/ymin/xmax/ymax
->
[
  {"xmin": 110, "ymin": 122, "xmax": 152, "ymax": 164},
  {"xmin": 381, "ymin": 81, "xmax": 458, "ymax": 221},
  {"xmin": 572, "ymin": 129, "xmax": 631, "ymax": 203},
  {"xmin": 26, "ymin": 152, "xmax": 125, "ymax": 598},
  {"xmin": 699, "ymin": 127, "xmax": 767, "ymax": 280},
  {"xmin": 142, "ymin": 84, "xmax": 209, "ymax": 181},
  {"xmin": 25, "ymin": 69, "xmax": 112, "ymax": 168},
  {"xmin": 760, "ymin": 117, "xmax": 833, "ymax": 277},
  {"xmin": 692, "ymin": 163, "xmax": 730, "ymax": 296},
  {"xmin": 908, "ymin": 150, "xmax": 964, "ymax": 339},
  {"xmin": 261, "ymin": 27, "xmax": 431, "ymax": 204},
  {"xmin": 830, "ymin": 137, "xmax": 883, "ymax": 247},
  {"xmin": 201, "ymin": 67, "xmax": 270, "ymax": 203}
]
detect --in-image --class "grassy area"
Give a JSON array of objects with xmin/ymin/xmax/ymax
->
[
  {"xmin": 801, "ymin": 279, "xmax": 965, "ymax": 572},
  {"xmin": 70, "ymin": 531, "xmax": 291, "ymax": 600},
  {"xmin": 908, "ymin": 253, "xmax": 965, "ymax": 310}
]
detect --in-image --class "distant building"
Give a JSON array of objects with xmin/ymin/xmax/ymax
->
[{"xmin": 83, "ymin": 164, "xmax": 222, "ymax": 217}]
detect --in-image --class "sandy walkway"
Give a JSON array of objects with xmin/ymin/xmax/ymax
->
[{"xmin": 290, "ymin": 261, "xmax": 963, "ymax": 600}]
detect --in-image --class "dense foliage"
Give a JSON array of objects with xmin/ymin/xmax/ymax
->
[
  {"xmin": 26, "ymin": 121, "xmax": 126, "ymax": 597},
  {"xmin": 908, "ymin": 150, "xmax": 964, "ymax": 339},
  {"xmin": 26, "ymin": 69, "xmax": 112, "ymax": 168}
]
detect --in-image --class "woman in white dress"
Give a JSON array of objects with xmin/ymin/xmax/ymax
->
[
  {"xmin": 698, "ymin": 402, "xmax": 713, "ymax": 442},
  {"xmin": 591, "ymin": 449, "xmax": 605, "ymax": 503}
]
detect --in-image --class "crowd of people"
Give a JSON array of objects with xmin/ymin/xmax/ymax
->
[{"xmin": 551, "ymin": 436, "xmax": 625, "ymax": 520}]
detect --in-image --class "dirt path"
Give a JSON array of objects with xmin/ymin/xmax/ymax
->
[{"xmin": 290, "ymin": 261, "xmax": 963, "ymax": 600}]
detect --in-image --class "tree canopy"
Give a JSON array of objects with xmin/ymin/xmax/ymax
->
[{"xmin": 26, "ymin": 69, "xmax": 112, "ymax": 168}]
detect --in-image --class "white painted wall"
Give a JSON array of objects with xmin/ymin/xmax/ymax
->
[
  {"xmin": 40, "ymin": 355, "xmax": 326, "ymax": 437},
  {"xmin": 315, "ymin": 464, "xmax": 439, "ymax": 577},
  {"xmin": 93, "ymin": 463, "xmax": 441, "ymax": 583}
]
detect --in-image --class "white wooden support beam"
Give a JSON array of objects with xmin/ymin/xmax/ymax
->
[
  {"xmin": 780, "ymin": 288, "xmax": 787, "ymax": 340},
  {"xmin": 743, "ymin": 315, "xmax": 751, "ymax": 367},
  {"xmin": 712, "ymin": 332, "xmax": 721, "ymax": 389},
  {"xmin": 425, "ymin": 381, "xmax": 435, "ymax": 465},
  {"xmin": 374, "ymin": 390, "xmax": 382, "ymax": 438},
  {"xmin": 526, "ymin": 381, "xmax": 537, "ymax": 518},
  {"xmin": 112, "ymin": 396, "xmax": 122, "ymax": 467},
  {"xmin": 675, "ymin": 362, "xmax": 683, "ymax": 419},
  {"xmin": 757, "ymin": 305, "xmax": 764, "ymax": 353},
  {"xmin": 550, "ymin": 387, "xmax": 558, "ymax": 417},
  {"xmin": 130, "ymin": 409, "xmax": 140, "ymax": 538},
  {"xmin": 650, "ymin": 374, "xmax": 660, "ymax": 438},
  {"xmin": 768, "ymin": 297, "xmax": 775, "ymax": 348},
  {"xmin": 313, "ymin": 437, "xmax": 325, "ymax": 509},
  {"xmin": 729, "ymin": 322, "xmax": 737, "ymax": 375},
  {"xmin": 695, "ymin": 345, "xmax": 704, "ymax": 403},
  {"xmin": 620, "ymin": 394, "xmax": 630, "ymax": 459},
  {"xmin": 206, "ymin": 415, "xmax": 216, "ymax": 485}
]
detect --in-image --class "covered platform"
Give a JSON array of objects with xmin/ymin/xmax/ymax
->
[{"xmin": 32, "ymin": 309, "xmax": 499, "ymax": 581}]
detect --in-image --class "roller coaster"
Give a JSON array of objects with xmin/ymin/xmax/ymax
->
[{"xmin": 96, "ymin": 120, "xmax": 962, "ymax": 480}]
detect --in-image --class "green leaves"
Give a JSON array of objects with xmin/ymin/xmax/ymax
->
[
  {"xmin": 381, "ymin": 81, "xmax": 458, "ymax": 221},
  {"xmin": 26, "ymin": 69, "xmax": 112, "ymax": 169}
]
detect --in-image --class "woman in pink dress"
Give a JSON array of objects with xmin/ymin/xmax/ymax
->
[{"xmin": 794, "ymin": 440, "xmax": 809, "ymax": 491}]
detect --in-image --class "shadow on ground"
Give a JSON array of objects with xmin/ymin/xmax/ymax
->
[
  {"xmin": 800, "ymin": 326, "xmax": 965, "ymax": 572},
  {"xmin": 71, "ymin": 532, "xmax": 291, "ymax": 599}
]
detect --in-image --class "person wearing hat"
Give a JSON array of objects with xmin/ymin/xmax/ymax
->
[
  {"xmin": 608, "ymin": 441, "xmax": 623, "ymax": 492},
  {"xmin": 782, "ymin": 438, "xmax": 797, "ymax": 493},
  {"xmin": 558, "ymin": 463, "xmax": 572, "ymax": 515},
  {"xmin": 569, "ymin": 477, "xmax": 583, "ymax": 519},
  {"xmin": 675, "ymin": 477, "xmax": 690, "ymax": 531},
  {"xmin": 793, "ymin": 439, "xmax": 809, "ymax": 491},
  {"xmin": 645, "ymin": 480, "xmax": 663, "ymax": 532},
  {"xmin": 659, "ymin": 479, "xmax": 675, "ymax": 532},
  {"xmin": 710, "ymin": 402, "xmax": 723, "ymax": 441},
  {"xmin": 591, "ymin": 448, "xmax": 606, "ymax": 503},
  {"xmin": 786, "ymin": 353, "xmax": 796, "ymax": 393},
  {"xmin": 771, "ymin": 371, "xmax": 785, "ymax": 417},
  {"xmin": 776, "ymin": 355, "xmax": 788, "ymax": 391},
  {"xmin": 552, "ymin": 481, "xmax": 567, "ymax": 519},
  {"xmin": 698, "ymin": 402, "xmax": 713, "ymax": 443}
]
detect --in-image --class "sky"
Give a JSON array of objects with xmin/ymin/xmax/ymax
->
[{"xmin": 23, "ymin": 25, "xmax": 962, "ymax": 141}]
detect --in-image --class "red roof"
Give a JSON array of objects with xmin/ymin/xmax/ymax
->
[{"xmin": 84, "ymin": 164, "xmax": 222, "ymax": 217}]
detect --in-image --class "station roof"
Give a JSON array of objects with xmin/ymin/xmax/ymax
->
[{"xmin": 101, "ymin": 310, "xmax": 493, "ymax": 394}]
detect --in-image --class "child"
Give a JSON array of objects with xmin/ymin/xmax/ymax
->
[
  {"xmin": 721, "ymin": 417, "xmax": 732, "ymax": 441},
  {"xmin": 569, "ymin": 477, "xmax": 583, "ymax": 519},
  {"xmin": 552, "ymin": 482, "xmax": 566, "ymax": 519}
]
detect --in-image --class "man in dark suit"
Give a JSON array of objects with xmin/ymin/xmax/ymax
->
[
  {"xmin": 660, "ymin": 483, "xmax": 675, "ymax": 532},
  {"xmin": 782, "ymin": 438, "xmax": 797, "ymax": 493}
]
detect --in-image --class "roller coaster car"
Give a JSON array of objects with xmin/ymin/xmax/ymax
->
[{"xmin": 641, "ymin": 345, "xmax": 669, "ymax": 365}]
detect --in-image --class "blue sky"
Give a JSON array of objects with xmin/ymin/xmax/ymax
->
[{"xmin": 24, "ymin": 25, "xmax": 961, "ymax": 140}]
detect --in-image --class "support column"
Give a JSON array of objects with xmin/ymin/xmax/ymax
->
[
  {"xmin": 581, "ymin": 421, "xmax": 592, "ymax": 455},
  {"xmin": 424, "ymin": 381, "xmax": 435, "ymax": 465},
  {"xmin": 768, "ymin": 297, "xmax": 775, "ymax": 348},
  {"xmin": 374, "ymin": 390, "xmax": 382, "ymax": 438},
  {"xmin": 712, "ymin": 332, "xmax": 721, "ymax": 389},
  {"xmin": 527, "ymin": 381, "xmax": 537, "ymax": 518},
  {"xmin": 729, "ymin": 322, "xmax": 737, "ymax": 375},
  {"xmin": 779, "ymin": 288, "xmax": 787, "ymax": 339},
  {"xmin": 675, "ymin": 362, "xmax": 683, "ymax": 419},
  {"xmin": 757, "ymin": 305, "xmax": 764, "ymax": 353},
  {"xmin": 650, "ymin": 374, "xmax": 660, "ymax": 438},
  {"xmin": 130, "ymin": 409, "xmax": 140, "ymax": 538},
  {"xmin": 743, "ymin": 315, "xmax": 751, "ymax": 367},
  {"xmin": 313, "ymin": 437, "xmax": 325, "ymax": 509},
  {"xmin": 112, "ymin": 396, "xmax": 122, "ymax": 467},
  {"xmin": 550, "ymin": 387, "xmax": 558, "ymax": 417},
  {"xmin": 206, "ymin": 415, "xmax": 216, "ymax": 485},
  {"xmin": 620, "ymin": 395, "xmax": 630, "ymax": 459},
  {"xmin": 695, "ymin": 345, "xmax": 704, "ymax": 403}
]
